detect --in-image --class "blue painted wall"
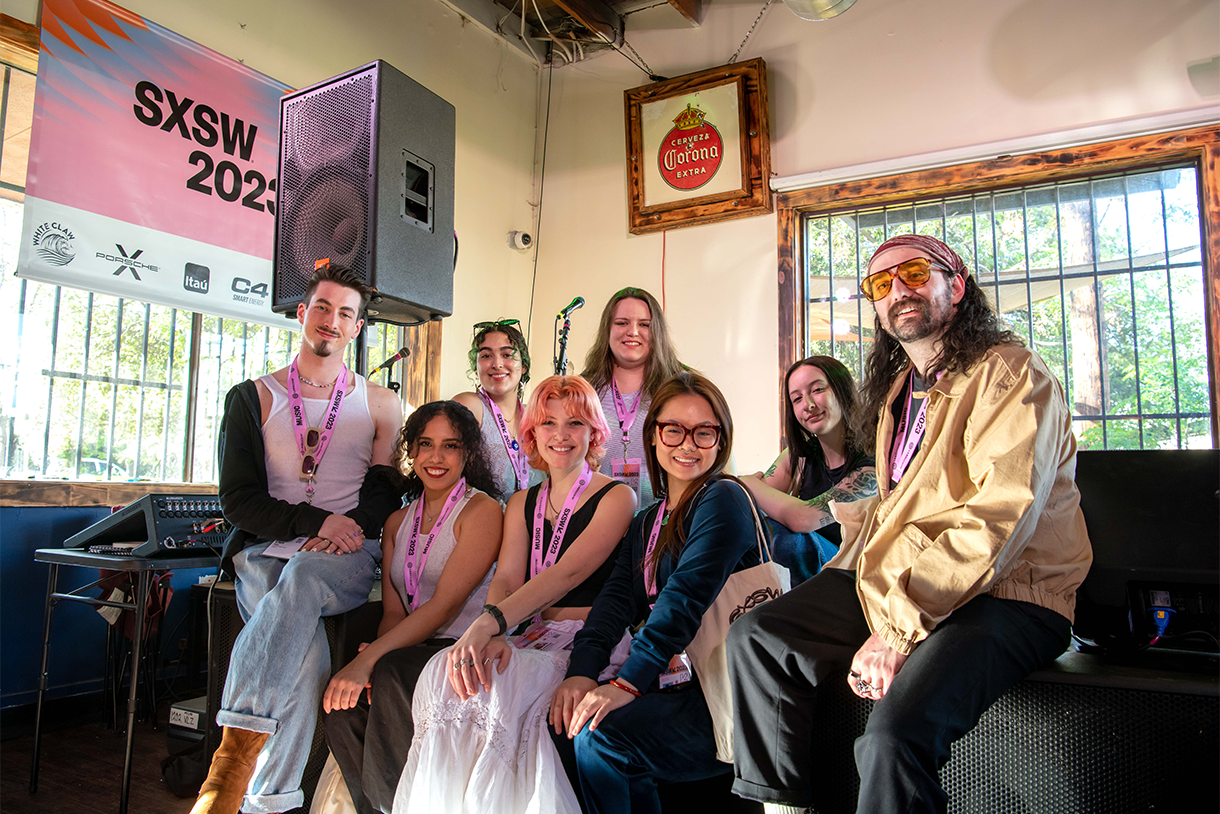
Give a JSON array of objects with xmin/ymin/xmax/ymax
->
[{"xmin": 0, "ymin": 506, "xmax": 216, "ymax": 709}]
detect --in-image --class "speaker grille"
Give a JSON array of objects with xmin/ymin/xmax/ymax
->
[
  {"xmin": 807, "ymin": 669, "xmax": 1219, "ymax": 814},
  {"xmin": 276, "ymin": 70, "xmax": 377, "ymax": 304}
]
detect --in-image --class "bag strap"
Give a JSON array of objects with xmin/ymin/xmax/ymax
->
[{"xmin": 724, "ymin": 478, "xmax": 776, "ymax": 565}]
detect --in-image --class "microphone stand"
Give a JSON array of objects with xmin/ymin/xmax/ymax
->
[{"xmin": 554, "ymin": 313, "xmax": 572, "ymax": 375}]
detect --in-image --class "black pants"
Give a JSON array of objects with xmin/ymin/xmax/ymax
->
[
  {"xmin": 322, "ymin": 641, "xmax": 451, "ymax": 814},
  {"xmin": 727, "ymin": 568, "xmax": 1070, "ymax": 813}
]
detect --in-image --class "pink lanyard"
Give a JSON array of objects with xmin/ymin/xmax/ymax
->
[
  {"xmin": 643, "ymin": 500, "xmax": 667, "ymax": 600},
  {"xmin": 530, "ymin": 464, "xmax": 593, "ymax": 579},
  {"xmin": 287, "ymin": 358, "xmax": 348, "ymax": 503},
  {"xmin": 889, "ymin": 369, "xmax": 932, "ymax": 485},
  {"xmin": 403, "ymin": 478, "xmax": 467, "ymax": 611},
  {"xmin": 479, "ymin": 388, "xmax": 529, "ymax": 490},
  {"xmin": 610, "ymin": 377, "xmax": 641, "ymax": 452}
]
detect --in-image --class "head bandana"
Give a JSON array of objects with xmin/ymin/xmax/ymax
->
[{"xmin": 867, "ymin": 234, "xmax": 969, "ymax": 278}]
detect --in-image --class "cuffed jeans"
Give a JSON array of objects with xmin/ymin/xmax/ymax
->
[
  {"xmin": 323, "ymin": 641, "xmax": 451, "ymax": 814},
  {"xmin": 574, "ymin": 683, "xmax": 731, "ymax": 814},
  {"xmin": 217, "ymin": 540, "xmax": 380, "ymax": 813},
  {"xmin": 727, "ymin": 567, "xmax": 1070, "ymax": 814}
]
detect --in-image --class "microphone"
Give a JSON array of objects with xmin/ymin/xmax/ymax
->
[
  {"xmin": 370, "ymin": 346, "xmax": 410, "ymax": 375},
  {"xmin": 557, "ymin": 296, "xmax": 585, "ymax": 319}
]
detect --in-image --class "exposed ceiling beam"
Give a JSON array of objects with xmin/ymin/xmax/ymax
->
[
  {"xmin": 431, "ymin": 0, "xmax": 550, "ymax": 64},
  {"xmin": 551, "ymin": 0, "xmax": 622, "ymax": 44},
  {"xmin": 666, "ymin": 0, "xmax": 704, "ymax": 26}
]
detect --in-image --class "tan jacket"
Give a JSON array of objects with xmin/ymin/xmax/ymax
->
[{"xmin": 827, "ymin": 343, "xmax": 1092, "ymax": 656}]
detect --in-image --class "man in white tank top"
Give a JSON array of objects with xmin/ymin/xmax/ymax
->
[{"xmin": 193, "ymin": 266, "xmax": 404, "ymax": 814}]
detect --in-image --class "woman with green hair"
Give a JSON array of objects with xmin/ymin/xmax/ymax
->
[{"xmin": 454, "ymin": 319, "xmax": 545, "ymax": 498}]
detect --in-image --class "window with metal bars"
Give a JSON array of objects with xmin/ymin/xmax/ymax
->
[
  {"xmin": 800, "ymin": 163, "xmax": 1211, "ymax": 451},
  {"xmin": 1, "ymin": 61, "xmax": 408, "ymax": 483}
]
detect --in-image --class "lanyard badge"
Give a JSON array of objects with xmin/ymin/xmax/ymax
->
[
  {"xmin": 403, "ymin": 478, "xmax": 467, "ymax": 610},
  {"xmin": 530, "ymin": 463, "xmax": 593, "ymax": 579},
  {"xmin": 479, "ymin": 388, "xmax": 529, "ymax": 490},
  {"xmin": 287, "ymin": 358, "xmax": 348, "ymax": 504}
]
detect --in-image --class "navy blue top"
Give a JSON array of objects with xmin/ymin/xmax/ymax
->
[{"xmin": 565, "ymin": 477, "xmax": 761, "ymax": 692}]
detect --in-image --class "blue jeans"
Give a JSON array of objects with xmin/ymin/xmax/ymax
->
[
  {"xmin": 574, "ymin": 684, "xmax": 731, "ymax": 814},
  {"xmin": 766, "ymin": 517, "xmax": 838, "ymax": 586},
  {"xmin": 217, "ymin": 540, "xmax": 380, "ymax": 813}
]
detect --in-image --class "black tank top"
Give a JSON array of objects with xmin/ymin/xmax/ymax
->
[{"xmin": 522, "ymin": 480, "xmax": 623, "ymax": 607}]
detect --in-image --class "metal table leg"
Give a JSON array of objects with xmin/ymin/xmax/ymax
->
[
  {"xmin": 29, "ymin": 562, "xmax": 59, "ymax": 793},
  {"xmin": 119, "ymin": 568, "xmax": 151, "ymax": 814}
]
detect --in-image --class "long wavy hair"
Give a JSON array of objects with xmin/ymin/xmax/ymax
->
[
  {"xmin": 393, "ymin": 401, "xmax": 503, "ymax": 503},
  {"xmin": 783, "ymin": 356, "xmax": 868, "ymax": 491},
  {"xmin": 466, "ymin": 320, "xmax": 531, "ymax": 400},
  {"xmin": 642, "ymin": 371, "xmax": 753, "ymax": 581},
  {"xmin": 856, "ymin": 272, "xmax": 1020, "ymax": 451},
  {"xmin": 519, "ymin": 375, "xmax": 610, "ymax": 472},
  {"xmin": 579, "ymin": 288, "xmax": 685, "ymax": 396}
]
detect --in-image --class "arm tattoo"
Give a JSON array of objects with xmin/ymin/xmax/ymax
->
[
  {"xmin": 763, "ymin": 460, "xmax": 779, "ymax": 478},
  {"xmin": 801, "ymin": 467, "xmax": 878, "ymax": 529}
]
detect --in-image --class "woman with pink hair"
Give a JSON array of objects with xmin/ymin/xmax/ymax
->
[{"xmin": 393, "ymin": 375, "xmax": 636, "ymax": 814}]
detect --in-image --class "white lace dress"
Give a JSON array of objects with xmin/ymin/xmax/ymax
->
[{"xmin": 391, "ymin": 623, "xmax": 584, "ymax": 814}]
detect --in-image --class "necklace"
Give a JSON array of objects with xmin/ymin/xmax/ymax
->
[
  {"xmin": 546, "ymin": 488, "xmax": 562, "ymax": 518},
  {"xmin": 298, "ymin": 372, "xmax": 338, "ymax": 388}
]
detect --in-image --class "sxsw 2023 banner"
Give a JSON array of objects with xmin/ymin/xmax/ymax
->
[{"xmin": 18, "ymin": 0, "xmax": 292, "ymax": 327}]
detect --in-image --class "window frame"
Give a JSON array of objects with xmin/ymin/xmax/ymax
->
[{"xmin": 776, "ymin": 123, "xmax": 1220, "ymax": 449}]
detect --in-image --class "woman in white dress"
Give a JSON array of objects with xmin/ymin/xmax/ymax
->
[{"xmin": 393, "ymin": 375, "xmax": 636, "ymax": 814}]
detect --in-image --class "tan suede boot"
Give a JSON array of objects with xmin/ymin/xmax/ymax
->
[{"xmin": 189, "ymin": 727, "xmax": 270, "ymax": 814}]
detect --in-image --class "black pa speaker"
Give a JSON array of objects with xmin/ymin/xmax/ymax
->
[{"xmin": 272, "ymin": 60, "xmax": 456, "ymax": 324}]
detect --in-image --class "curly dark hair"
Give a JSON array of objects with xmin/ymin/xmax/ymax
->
[
  {"xmin": 391, "ymin": 401, "xmax": 503, "ymax": 503},
  {"xmin": 855, "ymin": 271, "xmax": 1020, "ymax": 451},
  {"xmin": 466, "ymin": 321, "xmax": 531, "ymax": 400},
  {"xmin": 783, "ymin": 356, "xmax": 868, "ymax": 487}
]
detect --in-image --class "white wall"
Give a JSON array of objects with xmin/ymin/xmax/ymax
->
[
  {"xmin": 9, "ymin": 0, "xmax": 544, "ymax": 402},
  {"xmin": 530, "ymin": 0, "xmax": 1220, "ymax": 470}
]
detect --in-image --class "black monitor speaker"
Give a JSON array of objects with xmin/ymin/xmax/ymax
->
[
  {"xmin": 272, "ymin": 60, "xmax": 455, "ymax": 325},
  {"xmin": 1073, "ymin": 449, "xmax": 1219, "ymax": 653}
]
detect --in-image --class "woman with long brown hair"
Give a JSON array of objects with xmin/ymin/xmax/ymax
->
[
  {"xmin": 579, "ymin": 287, "xmax": 686, "ymax": 510},
  {"xmin": 740, "ymin": 355, "xmax": 876, "ymax": 583},
  {"xmin": 549, "ymin": 371, "xmax": 761, "ymax": 812}
]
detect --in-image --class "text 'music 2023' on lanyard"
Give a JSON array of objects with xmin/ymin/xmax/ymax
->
[
  {"xmin": 642, "ymin": 500, "xmax": 694, "ymax": 689},
  {"xmin": 610, "ymin": 377, "xmax": 643, "ymax": 499},
  {"xmin": 288, "ymin": 357, "xmax": 348, "ymax": 505},
  {"xmin": 403, "ymin": 478, "xmax": 466, "ymax": 611},
  {"xmin": 530, "ymin": 463, "xmax": 593, "ymax": 579},
  {"xmin": 890, "ymin": 368, "xmax": 938, "ymax": 486},
  {"xmin": 479, "ymin": 388, "xmax": 529, "ymax": 490}
]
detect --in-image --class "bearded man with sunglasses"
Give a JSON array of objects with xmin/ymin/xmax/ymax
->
[
  {"xmin": 193, "ymin": 265, "xmax": 404, "ymax": 814},
  {"xmin": 728, "ymin": 234, "xmax": 1092, "ymax": 814}
]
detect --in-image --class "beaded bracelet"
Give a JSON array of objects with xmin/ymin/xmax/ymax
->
[
  {"xmin": 482, "ymin": 603, "xmax": 507, "ymax": 637},
  {"xmin": 608, "ymin": 678, "xmax": 641, "ymax": 698}
]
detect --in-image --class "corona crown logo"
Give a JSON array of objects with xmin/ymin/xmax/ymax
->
[{"xmin": 658, "ymin": 103, "xmax": 723, "ymax": 191}]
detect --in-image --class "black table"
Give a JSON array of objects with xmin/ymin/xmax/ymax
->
[{"xmin": 31, "ymin": 547, "xmax": 219, "ymax": 814}]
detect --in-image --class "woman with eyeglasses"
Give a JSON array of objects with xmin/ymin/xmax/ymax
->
[
  {"xmin": 580, "ymin": 288, "xmax": 686, "ymax": 511},
  {"xmin": 740, "ymin": 356, "xmax": 877, "ymax": 584},
  {"xmin": 321, "ymin": 401, "xmax": 505, "ymax": 814},
  {"xmin": 453, "ymin": 319, "xmax": 545, "ymax": 499},
  {"xmin": 392, "ymin": 375, "xmax": 636, "ymax": 814},
  {"xmin": 550, "ymin": 371, "xmax": 762, "ymax": 812}
]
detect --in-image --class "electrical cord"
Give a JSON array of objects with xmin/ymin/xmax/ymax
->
[{"xmin": 525, "ymin": 60, "xmax": 554, "ymax": 342}]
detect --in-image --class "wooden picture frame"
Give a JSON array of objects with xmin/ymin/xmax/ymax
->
[{"xmin": 625, "ymin": 58, "xmax": 771, "ymax": 235}]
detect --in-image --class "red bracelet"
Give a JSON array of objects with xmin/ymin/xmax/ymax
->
[{"xmin": 608, "ymin": 678, "xmax": 641, "ymax": 698}]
